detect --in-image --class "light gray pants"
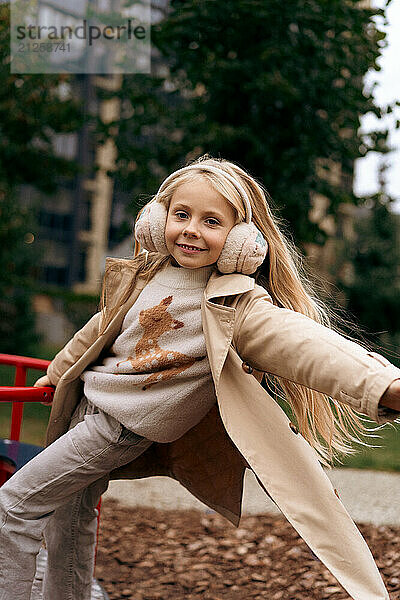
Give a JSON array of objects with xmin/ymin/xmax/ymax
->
[{"xmin": 0, "ymin": 396, "xmax": 154, "ymax": 600}]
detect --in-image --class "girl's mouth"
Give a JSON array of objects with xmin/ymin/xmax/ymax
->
[{"xmin": 177, "ymin": 244, "xmax": 207, "ymax": 254}]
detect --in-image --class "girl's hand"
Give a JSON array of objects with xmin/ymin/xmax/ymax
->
[
  {"xmin": 379, "ymin": 379, "xmax": 400, "ymax": 412},
  {"xmin": 33, "ymin": 375, "xmax": 54, "ymax": 406}
]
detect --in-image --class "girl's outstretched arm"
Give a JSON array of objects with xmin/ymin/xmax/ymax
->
[{"xmin": 233, "ymin": 285, "xmax": 400, "ymax": 424}]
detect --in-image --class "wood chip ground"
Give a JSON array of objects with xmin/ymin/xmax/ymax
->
[{"xmin": 96, "ymin": 500, "xmax": 400, "ymax": 599}]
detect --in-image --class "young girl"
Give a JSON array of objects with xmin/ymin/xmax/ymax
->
[{"xmin": 1, "ymin": 156, "xmax": 399, "ymax": 600}]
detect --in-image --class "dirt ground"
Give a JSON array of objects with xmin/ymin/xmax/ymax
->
[{"xmin": 96, "ymin": 499, "xmax": 400, "ymax": 600}]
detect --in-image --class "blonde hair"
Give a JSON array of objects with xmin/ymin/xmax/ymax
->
[{"xmin": 101, "ymin": 154, "xmax": 383, "ymax": 468}]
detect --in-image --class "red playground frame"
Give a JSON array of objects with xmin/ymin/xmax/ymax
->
[{"xmin": 0, "ymin": 353, "xmax": 108, "ymax": 600}]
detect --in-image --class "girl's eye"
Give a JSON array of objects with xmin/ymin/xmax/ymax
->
[{"xmin": 175, "ymin": 211, "xmax": 220, "ymax": 226}]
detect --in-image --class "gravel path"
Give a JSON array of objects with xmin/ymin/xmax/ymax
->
[{"xmin": 103, "ymin": 467, "xmax": 400, "ymax": 526}]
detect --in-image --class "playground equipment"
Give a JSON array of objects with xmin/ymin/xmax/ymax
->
[{"xmin": 0, "ymin": 353, "xmax": 109, "ymax": 600}]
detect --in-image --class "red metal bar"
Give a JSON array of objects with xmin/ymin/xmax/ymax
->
[
  {"xmin": 11, "ymin": 364, "xmax": 27, "ymax": 441},
  {"xmin": 0, "ymin": 354, "xmax": 51, "ymax": 441},
  {"xmin": 0, "ymin": 387, "xmax": 55, "ymax": 402},
  {"xmin": 0, "ymin": 354, "xmax": 50, "ymax": 370}
]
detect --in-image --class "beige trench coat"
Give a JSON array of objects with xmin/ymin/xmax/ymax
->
[{"xmin": 45, "ymin": 257, "xmax": 400, "ymax": 600}]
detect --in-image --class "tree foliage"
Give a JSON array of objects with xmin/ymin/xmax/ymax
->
[{"xmin": 99, "ymin": 0, "xmax": 395, "ymax": 248}]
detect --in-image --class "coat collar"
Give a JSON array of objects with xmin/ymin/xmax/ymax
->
[
  {"xmin": 205, "ymin": 269, "xmax": 255, "ymax": 302},
  {"xmin": 104, "ymin": 256, "xmax": 255, "ymax": 302}
]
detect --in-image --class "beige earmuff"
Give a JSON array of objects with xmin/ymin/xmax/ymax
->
[{"xmin": 134, "ymin": 164, "xmax": 268, "ymax": 274}]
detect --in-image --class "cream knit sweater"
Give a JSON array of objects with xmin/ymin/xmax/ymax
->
[{"xmin": 81, "ymin": 262, "xmax": 217, "ymax": 442}]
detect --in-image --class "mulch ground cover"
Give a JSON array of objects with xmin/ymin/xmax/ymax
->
[{"xmin": 96, "ymin": 499, "xmax": 400, "ymax": 600}]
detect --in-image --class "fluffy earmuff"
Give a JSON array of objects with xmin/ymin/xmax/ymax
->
[
  {"xmin": 135, "ymin": 200, "xmax": 169, "ymax": 255},
  {"xmin": 217, "ymin": 220, "xmax": 268, "ymax": 274}
]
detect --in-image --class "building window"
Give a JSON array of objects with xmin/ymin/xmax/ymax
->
[
  {"xmin": 38, "ymin": 210, "xmax": 72, "ymax": 242},
  {"xmin": 42, "ymin": 265, "xmax": 68, "ymax": 286},
  {"xmin": 52, "ymin": 133, "xmax": 78, "ymax": 160},
  {"xmin": 77, "ymin": 246, "xmax": 87, "ymax": 283}
]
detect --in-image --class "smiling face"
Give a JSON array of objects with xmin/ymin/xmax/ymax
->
[{"xmin": 165, "ymin": 177, "xmax": 238, "ymax": 269}]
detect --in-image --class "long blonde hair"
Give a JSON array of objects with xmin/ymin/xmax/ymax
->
[{"xmin": 101, "ymin": 154, "xmax": 385, "ymax": 468}]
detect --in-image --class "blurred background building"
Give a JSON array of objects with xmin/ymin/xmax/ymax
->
[
  {"xmin": 20, "ymin": 74, "xmax": 123, "ymax": 294},
  {"xmin": 18, "ymin": 0, "xmax": 167, "ymax": 298}
]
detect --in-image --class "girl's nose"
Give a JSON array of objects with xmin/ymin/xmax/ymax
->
[{"xmin": 183, "ymin": 224, "xmax": 200, "ymax": 238}]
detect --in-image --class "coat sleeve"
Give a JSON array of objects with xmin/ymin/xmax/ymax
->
[
  {"xmin": 233, "ymin": 285, "xmax": 400, "ymax": 424},
  {"xmin": 46, "ymin": 311, "xmax": 102, "ymax": 386}
]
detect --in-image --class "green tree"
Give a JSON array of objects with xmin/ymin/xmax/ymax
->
[{"xmin": 99, "ymin": 0, "xmax": 394, "ymax": 249}]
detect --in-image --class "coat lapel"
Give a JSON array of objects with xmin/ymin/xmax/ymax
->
[
  {"xmin": 202, "ymin": 271, "xmax": 254, "ymax": 386},
  {"xmin": 204, "ymin": 269, "xmax": 255, "ymax": 302}
]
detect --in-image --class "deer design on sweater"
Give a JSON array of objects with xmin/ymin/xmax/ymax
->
[{"xmin": 116, "ymin": 295, "xmax": 205, "ymax": 390}]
